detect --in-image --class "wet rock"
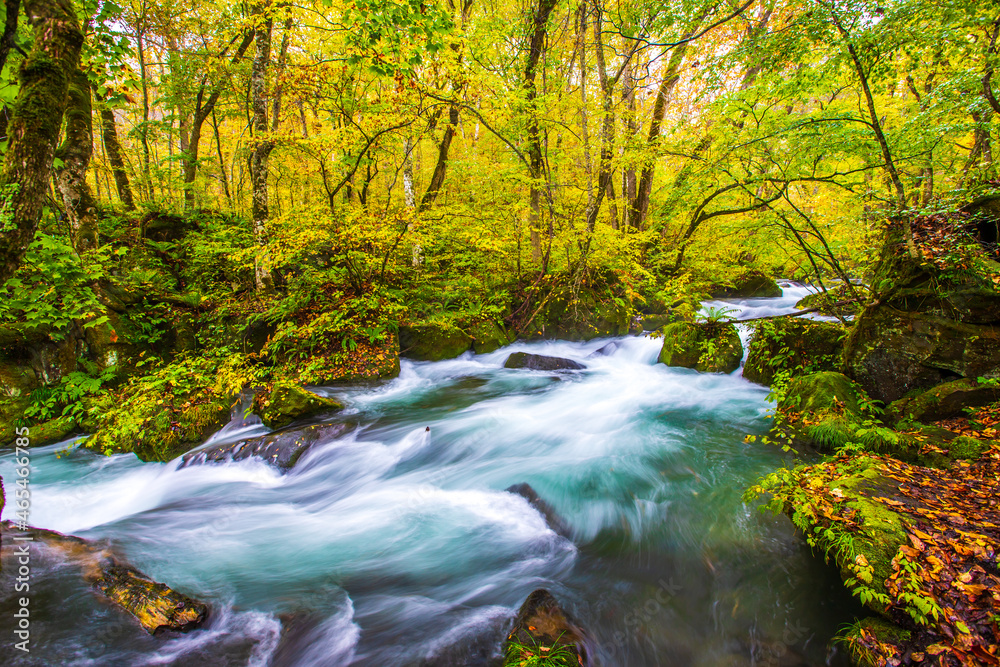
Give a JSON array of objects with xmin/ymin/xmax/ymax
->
[
  {"xmin": 843, "ymin": 229, "xmax": 1000, "ymax": 403},
  {"xmin": 503, "ymin": 352, "xmax": 585, "ymax": 371},
  {"xmin": 503, "ymin": 589, "xmax": 589, "ymax": 666},
  {"xmin": 506, "ymin": 483, "xmax": 572, "ymax": 538},
  {"xmin": 1, "ymin": 522, "xmax": 208, "ymax": 634},
  {"xmin": 710, "ymin": 270, "xmax": 781, "ymax": 298},
  {"xmin": 743, "ymin": 318, "xmax": 846, "ymax": 386},
  {"xmin": 254, "ymin": 383, "xmax": 343, "ymax": 430},
  {"xmin": 399, "ymin": 322, "xmax": 474, "ymax": 361},
  {"xmin": 470, "ymin": 320, "xmax": 513, "ymax": 354},
  {"xmin": 771, "ymin": 371, "xmax": 866, "ymax": 453},
  {"xmin": 179, "ymin": 422, "xmax": 351, "ymax": 470},
  {"xmin": 588, "ymin": 341, "xmax": 620, "ymax": 357},
  {"xmin": 887, "ymin": 377, "xmax": 1000, "ymax": 425},
  {"xmin": 658, "ymin": 321, "xmax": 742, "ymax": 373}
]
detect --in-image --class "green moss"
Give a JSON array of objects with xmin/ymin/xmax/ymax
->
[
  {"xmin": 469, "ymin": 319, "xmax": 513, "ymax": 354},
  {"xmin": 710, "ymin": 270, "xmax": 782, "ymax": 298},
  {"xmin": 83, "ymin": 355, "xmax": 261, "ymax": 462},
  {"xmin": 25, "ymin": 415, "xmax": 78, "ymax": 447},
  {"xmin": 255, "ymin": 383, "xmax": 343, "ymax": 430},
  {"xmin": 842, "ymin": 617, "xmax": 912, "ymax": 667},
  {"xmin": 658, "ymin": 321, "xmax": 742, "ymax": 373},
  {"xmin": 399, "ymin": 322, "xmax": 473, "ymax": 361}
]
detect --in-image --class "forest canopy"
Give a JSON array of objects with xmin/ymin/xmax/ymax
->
[{"xmin": 0, "ymin": 0, "xmax": 998, "ymax": 454}]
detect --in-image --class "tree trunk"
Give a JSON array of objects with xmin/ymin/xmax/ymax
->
[
  {"xmin": 250, "ymin": 9, "xmax": 275, "ymax": 291},
  {"xmin": 54, "ymin": 68, "xmax": 98, "ymax": 251},
  {"xmin": 0, "ymin": 0, "xmax": 83, "ymax": 284},
  {"xmin": 629, "ymin": 30, "xmax": 695, "ymax": 230},
  {"xmin": 96, "ymin": 93, "xmax": 136, "ymax": 210},
  {"xmin": 524, "ymin": 0, "xmax": 557, "ymax": 262},
  {"xmin": 183, "ymin": 32, "xmax": 255, "ymax": 209},
  {"xmin": 403, "ymin": 136, "xmax": 415, "ymax": 207},
  {"xmin": 136, "ymin": 10, "xmax": 152, "ymax": 201},
  {"xmin": 0, "ymin": 0, "xmax": 19, "ymax": 77},
  {"xmin": 418, "ymin": 104, "xmax": 458, "ymax": 211}
]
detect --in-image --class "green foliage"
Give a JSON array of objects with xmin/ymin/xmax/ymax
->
[
  {"xmin": 0, "ymin": 234, "xmax": 116, "ymax": 339},
  {"xmin": 24, "ymin": 364, "xmax": 118, "ymax": 422},
  {"xmin": 503, "ymin": 635, "xmax": 578, "ymax": 667}
]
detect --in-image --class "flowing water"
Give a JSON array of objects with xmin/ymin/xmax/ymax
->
[{"xmin": 1, "ymin": 283, "xmax": 863, "ymax": 666}]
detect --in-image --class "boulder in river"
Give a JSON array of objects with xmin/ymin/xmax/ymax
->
[
  {"xmin": 658, "ymin": 321, "xmax": 742, "ymax": 373},
  {"xmin": 503, "ymin": 352, "xmax": 585, "ymax": 371},
  {"xmin": 254, "ymin": 383, "xmax": 343, "ymax": 430},
  {"xmin": 503, "ymin": 589, "xmax": 589, "ymax": 666},
  {"xmin": 2, "ymin": 521, "xmax": 208, "ymax": 634},
  {"xmin": 399, "ymin": 322, "xmax": 473, "ymax": 361},
  {"xmin": 506, "ymin": 483, "xmax": 572, "ymax": 538},
  {"xmin": 710, "ymin": 270, "xmax": 782, "ymax": 298},
  {"xmin": 743, "ymin": 318, "xmax": 846, "ymax": 386},
  {"xmin": 179, "ymin": 421, "xmax": 351, "ymax": 470}
]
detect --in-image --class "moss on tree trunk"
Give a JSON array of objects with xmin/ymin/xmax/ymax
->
[
  {"xmin": 54, "ymin": 67, "xmax": 99, "ymax": 251},
  {"xmin": 0, "ymin": 0, "xmax": 83, "ymax": 284}
]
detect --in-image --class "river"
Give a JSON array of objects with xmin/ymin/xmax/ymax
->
[{"xmin": 0, "ymin": 283, "xmax": 861, "ymax": 666}]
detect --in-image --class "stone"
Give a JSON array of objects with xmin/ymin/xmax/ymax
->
[
  {"xmin": 743, "ymin": 318, "xmax": 846, "ymax": 386},
  {"xmin": 502, "ymin": 589, "xmax": 590, "ymax": 667},
  {"xmin": 254, "ymin": 383, "xmax": 343, "ymax": 430},
  {"xmin": 2, "ymin": 521, "xmax": 208, "ymax": 634},
  {"xmin": 399, "ymin": 322, "xmax": 473, "ymax": 361},
  {"xmin": 179, "ymin": 422, "xmax": 351, "ymax": 470},
  {"xmin": 710, "ymin": 270, "xmax": 782, "ymax": 298},
  {"xmin": 503, "ymin": 352, "xmax": 585, "ymax": 371},
  {"xmin": 658, "ymin": 321, "xmax": 742, "ymax": 373},
  {"xmin": 887, "ymin": 378, "xmax": 1000, "ymax": 425},
  {"xmin": 843, "ymin": 228, "xmax": 1000, "ymax": 403}
]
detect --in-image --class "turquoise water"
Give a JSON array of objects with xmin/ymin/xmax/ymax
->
[{"xmin": 0, "ymin": 285, "xmax": 861, "ymax": 666}]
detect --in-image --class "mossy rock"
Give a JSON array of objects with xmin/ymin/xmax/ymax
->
[
  {"xmin": 23, "ymin": 416, "xmax": 79, "ymax": 447},
  {"xmin": 658, "ymin": 321, "xmax": 743, "ymax": 373},
  {"xmin": 469, "ymin": 320, "xmax": 513, "ymax": 354},
  {"xmin": 254, "ymin": 383, "xmax": 343, "ymax": 430},
  {"xmin": 87, "ymin": 393, "xmax": 232, "ymax": 463},
  {"xmin": 843, "ymin": 305, "xmax": 1000, "ymax": 404},
  {"xmin": 844, "ymin": 227, "xmax": 1000, "ymax": 403},
  {"xmin": 795, "ymin": 284, "xmax": 867, "ymax": 318},
  {"xmin": 743, "ymin": 318, "xmax": 847, "ymax": 386},
  {"xmin": 887, "ymin": 377, "xmax": 1000, "ymax": 425},
  {"xmin": 502, "ymin": 589, "xmax": 589, "ymax": 667},
  {"xmin": 399, "ymin": 322, "xmax": 473, "ymax": 361},
  {"xmin": 710, "ymin": 270, "xmax": 782, "ymax": 298},
  {"xmin": 527, "ymin": 286, "xmax": 634, "ymax": 341}
]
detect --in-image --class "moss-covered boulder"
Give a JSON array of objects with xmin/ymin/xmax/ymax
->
[
  {"xmin": 843, "ymin": 229, "xmax": 1000, "ymax": 404},
  {"xmin": 526, "ymin": 286, "xmax": 634, "ymax": 341},
  {"xmin": 22, "ymin": 416, "xmax": 79, "ymax": 447},
  {"xmin": 658, "ymin": 321, "xmax": 743, "ymax": 373},
  {"xmin": 3, "ymin": 522, "xmax": 208, "ymax": 634},
  {"xmin": 887, "ymin": 377, "xmax": 1000, "ymax": 425},
  {"xmin": 710, "ymin": 270, "xmax": 782, "ymax": 298},
  {"xmin": 253, "ymin": 383, "xmax": 343, "ymax": 430},
  {"xmin": 502, "ymin": 589, "xmax": 589, "ymax": 667},
  {"xmin": 743, "ymin": 318, "xmax": 846, "ymax": 386},
  {"xmin": 469, "ymin": 320, "xmax": 513, "ymax": 354},
  {"xmin": 87, "ymin": 394, "xmax": 231, "ymax": 462},
  {"xmin": 750, "ymin": 445, "xmax": 1000, "ymax": 665},
  {"xmin": 399, "ymin": 322, "xmax": 473, "ymax": 361}
]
